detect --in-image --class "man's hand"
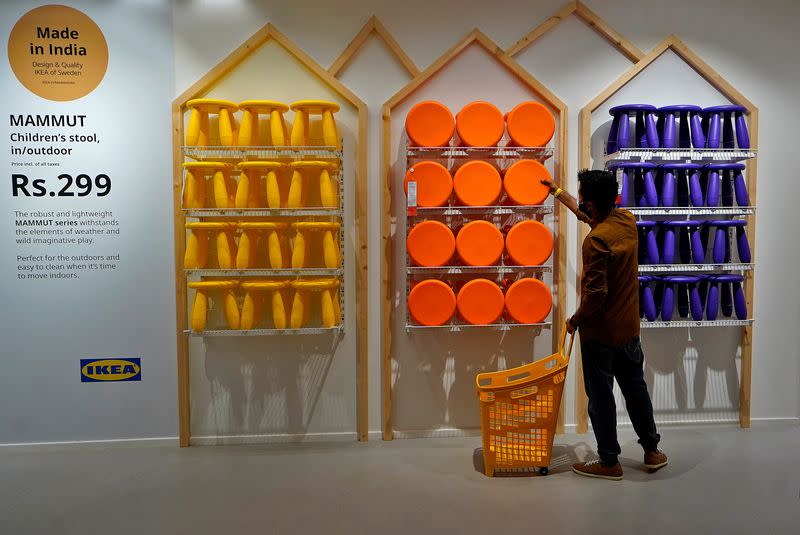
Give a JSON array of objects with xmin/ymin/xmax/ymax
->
[
  {"xmin": 566, "ymin": 317, "xmax": 578, "ymax": 335},
  {"xmin": 541, "ymin": 179, "xmax": 558, "ymax": 194}
]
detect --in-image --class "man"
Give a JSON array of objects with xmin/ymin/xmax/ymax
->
[{"xmin": 543, "ymin": 169, "xmax": 667, "ymax": 481}]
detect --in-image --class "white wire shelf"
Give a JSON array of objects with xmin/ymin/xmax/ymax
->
[
  {"xmin": 604, "ymin": 148, "xmax": 756, "ymax": 164},
  {"xmin": 628, "ymin": 207, "xmax": 755, "ymax": 216},
  {"xmin": 407, "ymin": 146, "xmax": 553, "ymax": 161},
  {"xmin": 406, "ymin": 321, "xmax": 551, "ymax": 332},
  {"xmin": 185, "ymin": 268, "xmax": 343, "ymax": 278},
  {"xmin": 639, "ymin": 263, "xmax": 753, "ymax": 273},
  {"xmin": 184, "ymin": 208, "xmax": 343, "ymax": 218},
  {"xmin": 641, "ymin": 319, "xmax": 753, "ymax": 329},
  {"xmin": 408, "ymin": 265, "xmax": 551, "ymax": 275},
  {"xmin": 411, "ymin": 205, "xmax": 553, "ymax": 217},
  {"xmin": 182, "ymin": 145, "xmax": 343, "ymax": 161},
  {"xmin": 187, "ymin": 326, "xmax": 343, "ymax": 337}
]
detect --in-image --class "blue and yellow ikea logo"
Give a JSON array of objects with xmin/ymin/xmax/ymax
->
[{"xmin": 80, "ymin": 358, "xmax": 141, "ymax": 383}]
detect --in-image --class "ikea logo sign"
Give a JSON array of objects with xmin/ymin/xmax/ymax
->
[{"xmin": 80, "ymin": 358, "xmax": 141, "ymax": 383}]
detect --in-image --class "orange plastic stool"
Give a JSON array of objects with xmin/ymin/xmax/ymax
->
[
  {"xmin": 505, "ymin": 220, "xmax": 554, "ymax": 265},
  {"xmin": 457, "ymin": 279, "xmax": 505, "ymax": 325},
  {"xmin": 456, "ymin": 221, "xmax": 504, "ymax": 266},
  {"xmin": 453, "ymin": 161, "xmax": 502, "ymax": 206},
  {"xmin": 408, "ymin": 279, "xmax": 456, "ymax": 326},
  {"xmin": 505, "ymin": 102, "xmax": 555, "ymax": 147},
  {"xmin": 405, "ymin": 101, "xmax": 454, "ymax": 147},
  {"xmin": 456, "ymin": 101, "xmax": 505, "ymax": 147},
  {"xmin": 505, "ymin": 278, "xmax": 552, "ymax": 324},
  {"xmin": 404, "ymin": 161, "xmax": 453, "ymax": 207},
  {"xmin": 503, "ymin": 160, "xmax": 551, "ymax": 206},
  {"xmin": 407, "ymin": 221, "xmax": 455, "ymax": 267}
]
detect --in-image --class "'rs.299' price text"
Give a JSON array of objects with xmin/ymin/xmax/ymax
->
[{"xmin": 11, "ymin": 173, "xmax": 111, "ymax": 197}]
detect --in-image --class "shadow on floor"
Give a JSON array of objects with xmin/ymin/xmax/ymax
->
[{"xmin": 472, "ymin": 442, "xmax": 588, "ymax": 477}]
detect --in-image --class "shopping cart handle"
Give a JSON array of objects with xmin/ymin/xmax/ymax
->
[{"xmin": 559, "ymin": 323, "xmax": 576, "ymax": 362}]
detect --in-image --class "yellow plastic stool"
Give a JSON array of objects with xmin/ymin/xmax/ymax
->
[
  {"xmin": 187, "ymin": 280, "xmax": 240, "ymax": 331},
  {"xmin": 236, "ymin": 222, "xmax": 288, "ymax": 269},
  {"xmin": 182, "ymin": 161, "xmax": 232, "ymax": 209},
  {"xmin": 240, "ymin": 280, "xmax": 289, "ymax": 329},
  {"xmin": 185, "ymin": 222, "xmax": 238, "ymax": 269},
  {"xmin": 237, "ymin": 100, "xmax": 289, "ymax": 147},
  {"xmin": 290, "ymin": 221, "xmax": 341, "ymax": 269},
  {"xmin": 236, "ymin": 161, "xmax": 285, "ymax": 209},
  {"xmin": 288, "ymin": 161, "xmax": 338, "ymax": 208},
  {"xmin": 185, "ymin": 99, "xmax": 239, "ymax": 147},
  {"xmin": 290, "ymin": 100, "xmax": 341, "ymax": 148},
  {"xmin": 290, "ymin": 278, "xmax": 341, "ymax": 328}
]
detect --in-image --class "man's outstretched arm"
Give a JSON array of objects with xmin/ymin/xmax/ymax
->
[{"xmin": 541, "ymin": 179, "xmax": 591, "ymax": 224}]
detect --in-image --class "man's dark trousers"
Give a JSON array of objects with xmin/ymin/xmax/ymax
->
[{"xmin": 581, "ymin": 336, "xmax": 660, "ymax": 465}]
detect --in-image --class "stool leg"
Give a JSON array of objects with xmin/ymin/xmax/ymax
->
[
  {"xmin": 616, "ymin": 112, "xmax": 630, "ymax": 149},
  {"xmin": 191, "ymin": 289, "xmax": 208, "ymax": 331},
  {"xmin": 707, "ymin": 171, "xmax": 720, "ymax": 207},
  {"xmin": 722, "ymin": 112, "xmax": 735, "ymax": 149},
  {"xmin": 323, "ymin": 230, "xmax": 339, "ymax": 268},
  {"xmin": 184, "ymin": 229, "xmax": 200, "ymax": 269},
  {"xmin": 291, "ymin": 110, "xmax": 307, "ymax": 147},
  {"xmin": 266, "ymin": 170, "xmax": 281, "ymax": 209},
  {"xmin": 712, "ymin": 228, "xmax": 726, "ymax": 264},
  {"xmin": 219, "ymin": 109, "xmax": 234, "ymax": 146},
  {"xmin": 644, "ymin": 169, "xmax": 658, "ymax": 207},
  {"xmin": 691, "ymin": 227, "xmax": 705, "ymax": 264},
  {"xmin": 183, "ymin": 169, "xmax": 205, "ymax": 208},
  {"xmin": 291, "ymin": 230, "xmax": 306, "ymax": 268},
  {"xmin": 607, "ymin": 114, "xmax": 619, "ymax": 153},
  {"xmin": 236, "ymin": 229, "xmax": 257, "ymax": 269},
  {"xmin": 322, "ymin": 110, "xmax": 339, "ymax": 148},
  {"xmin": 707, "ymin": 281, "xmax": 719, "ymax": 321},
  {"xmin": 216, "ymin": 230, "xmax": 236, "ymax": 269},
  {"xmin": 689, "ymin": 171, "xmax": 704, "ymax": 207},
  {"xmin": 235, "ymin": 169, "xmax": 251, "ymax": 209},
  {"xmin": 332, "ymin": 287, "xmax": 341, "ymax": 325},
  {"xmin": 288, "ymin": 169, "xmax": 304, "ymax": 208},
  {"xmin": 186, "ymin": 109, "xmax": 201, "ymax": 146},
  {"xmin": 707, "ymin": 112, "xmax": 721, "ymax": 149},
  {"xmin": 689, "ymin": 283, "xmax": 703, "ymax": 321},
  {"xmin": 620, "ymin": 169, "xmax": 631, "ymax": 207},
  {"xmin": 662, "ymin": 228, "xmax": 675, "ymax": 264},
  {"xmin": 238, "ymin": 109, "xmax": 254, "ymax": 146},
  {"xmin": 662, "ymin": 170, "xmax": 675, "ymax": 207},
  {"xmin": 290, "ymin": 290, "xmax": 305, "ymax": 328},
  {"xmin": 677, "ymin": 283, "xmax": 689, "ymax": 318},
  {"xmin": 690, "ymin": 112, "xmax": 706, "ymax": 148},
  {"xmin": 734, "ymin": 171, "xmax": 750, "ymax": 206},
  {"xmin": 213, "ymin": 170, "xmax": 230, "ymax": 209},
  {"xmin": 661, "ymin": 284, "xmax": 674, "ymax": 321},
  {"xmin": 225, "ymin": 169, "xmax": 236, "ymax": 207},
  {"xmin": 736, "ymin": 227, "xmax": 751, "ymax": 263},
  {"xmin": 645, "ymin": 111, "xmax": 660, "ymax": 148},
  {"xmin": 241, "ymin": 290, "xmax": 257, "ymax": 330},
  {"xmin": 645, "ymin": 229, "xmax": 659, "ymax": 264},
  {"xmin": 267, "ymin": 229, "xmax": 284, "ymax": 269},
  {"xmin": 678, "ymin": 112, "xmax": 691, "ymax": 148},
  {"xmin": 662, "ymin": 112, "xmax": 676, "ymax": 148},
  {"xmin": 321, "ymin": 289, "xmax": 335, "ymax": 328},
  {"xmin": 197, "ymin": 230, "xmax": 208, "ymax": 268},
  {"xmin": 272, "ymin": 290, "xmax": 287, "ymax": 329},
  {"xmin": 721, "ymin": 282, "xmax": 733, "ymax": 317},
  {"xmin": 223, "ymin": 290, "xmax": 240, "ymax": 329},
  {"xmin": 642, "ymin": 284, "xmax": 657, "ymax": 321},
  {"xmin": 735, "ymin": 112, "xmax": 750, "ymax": 149},
  {"xmin": 270, "ymin": 110, "xmax": 286, "ymax": 146},
  {"xmin": 319, "ymin": 168, "xmax": 336, "ymax": 208},
  {"xmin": 198, "ymin": 112, "xmax": 210, "ymax": 147},
  {"xmin": 248, "ymin": 171, "xmax": 260, "ymax": 208},
  {"xmin": 733, "ymin": 282, "xmax": 747, "ymax": 320}
]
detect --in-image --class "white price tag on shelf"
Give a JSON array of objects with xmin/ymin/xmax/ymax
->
[{"xmin": 407, "ymin": 180, "xmax": 417, "ymax": 216}]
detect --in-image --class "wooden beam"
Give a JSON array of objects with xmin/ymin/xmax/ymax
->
[
  {"xmin": 575, "ymin": 107, "xmax": 592, "ymax": 434},
  {"xmin": 172, "ymin": 103, "xmax": 190, "ymax": 447},
  {"xmin": 555, "ymin": 103, "xmax": 569, "ymax": 436},
  {"xmin": 329, "ymin": 16, "xmax": 419, "ymax": 78},
  {"xmin": 506, "ymin": 1, "xmax": 577, "ymax": 57},
  {"xmin": 173, "ymin": 22, "xmax": 371, "ymax": 443},
  {"xmin": 574, "ymin": 1, "xmax": 644, "ymax": 62},
  {"xmin": 381, "ymin": 103, "xmax": 393, "ymax": 440},
  {"xmin": 740, "ymin": 107, "xmax": 758, "ymax": 428}
]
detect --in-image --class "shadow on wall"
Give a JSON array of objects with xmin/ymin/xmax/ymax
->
[{"xmin": 195, "ymin": 333, "xmax": 345, "ymax": 441}]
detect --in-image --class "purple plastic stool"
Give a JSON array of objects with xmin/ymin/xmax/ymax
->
[
  {"xmin": 608, "ymin": 104, "xmax": 660, "ymax": 152},
  {"xmin": 706, "ymin": 163, "xmax": 749, "ymax": 207},
  {"xmin": 636, "ymin": 220, "xmax": 660, "ymax": 264},
  {"xmin": 658, "ymin": 105, "xmax": 705, "ymax": 149},
  {"xmin": 661, "ymin": 163, "xmax": 702, "ymax": 207},
  {"xmin": 661, "ymin": 220, "xmax": 704, "ymax": 264},
  {"xmin": 639, "ymin": 276, "xmax": 658, "ymax": 321},
  {"xmin": 611, "ymin": 162, "xmax": 658, "ymax": 207},
  {"xmin": 707, "ymin": 274, "xmax": 747, "ymax": 320},
  {"xmin": 708, "ymin": 220, "xmax": 750, "ymax": 264},
  {"xmin": 661, "ymin": 275, "xmax": 703, "ymax": 321},
  {"xmin": 703, "ymin": 105, "xmax": 750, "ymax": 149}
]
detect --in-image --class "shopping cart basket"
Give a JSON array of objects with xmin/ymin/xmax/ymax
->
[{"xmin": 475, "ymin": 325, "xmax": 575, "ymax": 476}]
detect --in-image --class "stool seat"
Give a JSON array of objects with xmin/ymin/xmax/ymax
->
[
  {"xmin": 505, "ymin": 102, "xmax": 555, "ymax": 147},
  {"xmin": 503, "ymin": 159, "xmax": 550, "ymax": 206},
  {"xmin": 703, "ymin": 105, "xmax": 747, "ymax": 114},
  {"xmin": 504, "ymin": 278, "xmax": 552, "ymax": 324},
  {"xmin": 706, "ymin": 163, "xmax": 745, "ymax": 171},
  {"xmin": 404, "ymin": 161, "xmax": 452, "ymax": 207},
  {"xmin": 607, "ymin": 162, "xmax": 656, "ymax": 169},
  {"xmin": 457, "ymin": 279, "xmax": 504, "ymax": 325},
  {"xmin": 708, "ymin": 219, "xmax": 747, "ymax": 227},
  {"xmin": 289, "ymin": 278, "xmax": 341, "ymax": 328},
  {"xmin": 290, "ymin": 100, "xmax": 340, "ymax": 113},
  {"xmin": 239, "ymin": 100, "xmax": 289, "ymax": 113},
  {"xmin": 290, "ymin": 160, "xmax": 336, "ymax": 170},
  {"xmin": 635, "ymin": 220, "xmax": 658, "ymax": 228},
  {"xmin": 187, "ymin": 98, "xmax": 238, "ymax": 113},
  {"xmin": 187, "ymin": 280, "xmax": 239, "ymax": 290},
  {"xmin": 505, "ymin": 220, "xmax": 553, "ymax": 265},
  {"xmin": 407, "ymin": 221, "xmax": 455, "ymax": 267},
  {"xmin": 453, "ymin": 161, "xmax": 501, "ymax": 206},
  {"xmin": 238, "ymin": 222, "xmax": 288, "ymax": 230},
  {"xmin": 663, "ymin": 275, "xmax": 700, "ymax": 284},
  {"xmin": 658, "ymin": 104, "xmax": 703, "ymax": 112},
  {"xmin": 241, "ymin": 280, "xmax": 289, "ymax": 291},
  {"xmin": 408, "ymin": 279, "xmax": 456, "ymax": 326},
  {"xmin": 660, "ymin": 163, "xmax": 701, "ymax": 170},
  {"xmin": 405, "ymin": 101, "xmax": 454, "ymax": 147},
  {"xmin": 291, "ymin": 279, "xmax": 339, "ymax": 290},
  {"xmin": 456, "ymin": 220, "xmax": 504, "ymax": 266},
  {"xmin": 185, "ymin": 221, "xmax": 237, "ymax": 230},
  {"xmin": 238, "ymin": 161, "xmax": 284, "ymax": 170},
  {"xmin": 609, "ymin": 104, "xmax": 657, "ymax": 113},
  {"xmin": 291, "ymin": 221, "xmax": 340, "ymax": 231},
  {"xmin": 456, "ymin": 101, "xmax": 504, "ymax": 147},
  {"xmin": 711, "ymin": 274, "xmax": 744, "ymax": 283},
  {"xmin": 183, "ymin": 161, "xmax": 231, "ymax": 169}
]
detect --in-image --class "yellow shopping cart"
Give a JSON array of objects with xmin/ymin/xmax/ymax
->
[{"xmin": 476, "ymin": 325, "xmax": 575, "ymax": 476}]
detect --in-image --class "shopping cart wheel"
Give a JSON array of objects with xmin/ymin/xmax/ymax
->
[{"xmin": 539, "ymin": 467, "xmax": 549, "ymax": 476}]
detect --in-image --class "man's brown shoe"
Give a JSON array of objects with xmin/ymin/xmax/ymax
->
[
  {"xmin": 572, "ymin": 460, "xmax": 623, "ymax": 480},
  {"xmin": 644, "ymin": 449, "xmax": 668, "ymax": 471}
]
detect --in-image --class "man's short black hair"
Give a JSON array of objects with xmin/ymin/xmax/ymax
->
[{"xmin": 578, "ymin": 169, "xmax": 617, "ymax": 213}]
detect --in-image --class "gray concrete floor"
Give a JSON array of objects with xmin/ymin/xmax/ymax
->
[{"xmin": 1, "ymin": 422, "xmax": 798, "ymax": 534}]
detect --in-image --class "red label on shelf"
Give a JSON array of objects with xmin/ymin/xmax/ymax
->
[{"xmin": 407, "ymin": 180, "xmax": 417, "ymax": 216}]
